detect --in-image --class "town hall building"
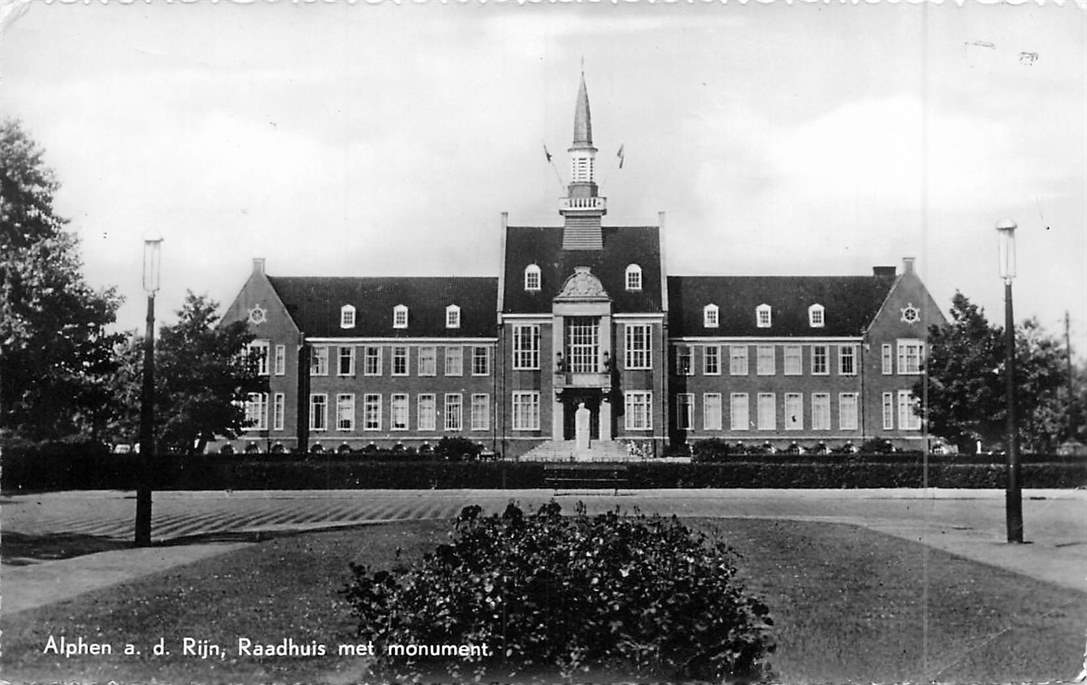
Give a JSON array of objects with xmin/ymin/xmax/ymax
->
[{"xmin": 218, "ymin": 73, "xmax": 945, "ymax": 458}]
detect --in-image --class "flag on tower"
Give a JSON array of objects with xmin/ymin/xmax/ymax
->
[
  {"xmin": 543, "ymin": 144, "xmax": 552, "ymax": 163},
  {"xmin": 617, "ymin": 144, "xmax": 625, "ymax": 169}
]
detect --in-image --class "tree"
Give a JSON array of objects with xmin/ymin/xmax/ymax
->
[
  {"xmin": 111, "ymin": 292, "xmax": 264, "ymax": 455},
  {"xmin": 0, "ymin": 119, "xmax": 124, "ymax": 440},
  {"xmin": 918, "ymin": 292, "xmax": 1067, "ymax": 453}
]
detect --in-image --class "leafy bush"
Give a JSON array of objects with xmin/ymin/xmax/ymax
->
[
  {"xmin": 343, "ymin": 502, "xmax": 775, "ymax": 681},
  {"xmin": 692, "ymin": 438, "xmax": 732, "ymax": 463},
  {"xmin": 435, "ymin": 436, "xmax": 483, "ymax": 462}
]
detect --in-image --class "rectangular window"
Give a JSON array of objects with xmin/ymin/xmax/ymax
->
[
  {"xmin": 309, "ymin": 345, "xmax": 328, "ymax": 376},
  {"xmin": 675, "ymin": 345, "xmax": 693, "ymax": 376},
  {"xmin": 513, "ymin": 324, "xmax": 540, "ymax": 370},
  {"xmin": 729, "ymin": 345, "xmax": 748, "ymax": 375},
  {"xmin": 897, "ymin": 340, "xmax": 924, "ymax": 375},
  {"xmin": 418, "ymin": 346, "xmax": 437, "ymax": 376},
  {"xmin": 624, "ymin": 391, "xmax": 652, "ymax": 430},
  {"xmin": 839, "ymin": 345, "xmax": 856, "ymax": 376},
  {"xmin": 472, "ymin": 346, "xmax": 490, "ymax": 376},
  {"xmin": 391, "ymin": 393, "xmax": 408, "ymax": 431},
  {"xmin": 839, "ymin": 393, "xmax": 859, "ymax": 430},
  {"xmin": 363, "ymin": 394, "xmax": 381, "ymax": 431},
  {"xmin": 566, "ymin": 317, "xmax": 599, "ymax": 373},
  {"xmin": 811, "ymin": 393, "xmax": 831, "ymax": 430},
  {"xmin": 364, "ymin": 346, "xmax": 381, "ymax": 376},
  {"xmin": 444, "ymin": 346, "xmax": 463, "ymax": 376},
  {"xmin": 624, "ymin": 324, "xmax": 652, "ymax": 370},
  {"xmin": 881, "ymin": 344, "xmax": 893, "ymax": 375},
  {"xmin": 784, "ymin": 345, "xmax": 802, "ymax": 376},
  {"xmin": 336, "ymin": 393, "xmax": 355, "ymax": 431},
  {"xmin": 338, "ymin": 346, "xmax": 355, "ymax": 376},
  {"xmin": 392, "ymin": 346, "xmax": 408, "ymax": 376},
  {"xmin": 898, "ymin": 390, "xmax": 922, "ymax": 430},
  {"xmin": 756, "ymin": 345, "xmax": 775, "ymax": 375},
  {"xmin": 274, "ymin": 344, "xmax": 286, "ymax": 376},
  {"xmin": 703, "ymin": 393, "xmax": 722, "ymax": 430},
  {"xmin": 811, "ymin": 345, "xmax": 828, "ymax": 375},
  {"xmin": 309, "ymin": 394, "xmax": 327, "ymax": 431},
  {"xmin": 444, "ymin": 393, "xmax": 462, "ymax": 431},
  {"xmin": 784, "ymin": 393, "xmax": 803, "ymax": 430},
  {"xmin": 245, "ymin": 392, "xmax": 268, "ymax": 430},
  {"xmin": 248, "ymin": 340, "xmax": 270, "ymax": 376},
  {"xmin": 418, "ymin": 394, "xmax": 436, "ymax": 431},
  {"xmin": 512, "ymin": 392, "xmax": 540, "ymax": 431},
  {"xmin": 757, "ymin": 393, "xmax": 776, "ymax": 430},
  {"xmin": 470, "ymin": 394, "xmax": 489, "ymax": 431},
  {"xmin": 703, "ymin": 345, "xmax": 720, "ymax": 375},
  {"xmin": 676, "ymin": 393, "xmax": 694, "ymax": 430},
  {"xmin": 882, "ymin": 392, "xmax": 895, "ymax": 430},
  {"xmin": 272, "ymin": 392, "xmax": 285, "ymax": 431},
  {"xmin": 729, "ymin": 393, "xmax": 749, "ymax": 431}
]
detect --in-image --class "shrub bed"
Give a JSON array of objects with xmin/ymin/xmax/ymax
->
[{"xmin": 342, "ymin": 502, "xmax": 775, "ymax": 681}]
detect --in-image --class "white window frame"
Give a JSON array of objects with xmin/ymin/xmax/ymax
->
[
  {"xmin": 897, "ymin": 339, "xmax": 924, "ymax": 375},
  {"xmin": 444, "ymin": 346, "xmax": 463, "ymax": 376},
  {"xmin": 274, "ymin": 344, "xmax": 286, "ymax": 376},
  {"xmin": 784, "ymin": 345, "xmax": 802, "ymax": 376},
  {"xmin": 881, "ymin": 344, "xmax": 893, "ymax": 375},
  {"xmin": 839, "ymin": 393, "xmax": 859, "ymax": 431},
  {"xmin": 703, "ymin": 393, "xmax": 722, "ymax": 431},
  {"xmin": 676, "ymin": 393, "xmax": 694, "ymax": 431},
  {"xmin": 336, "ymin": 393, "xmax": 355, "ymax": 432},
  {"xmin": 625, "ymin": 264, "xmax": 643, "ymax": 291},
  {"xmin": 624, "ymin": 391, "xmax": 652, "ymax": 431},
  {"xmin": 245, "ymin": 392, "xmax": 268, "ymax": 431},
  {"xmin": 512, "ymin": 324, "xmax": 540, "ymax": 370},
  {"xmin": 729, "ymin": 393, "xmax": 749, "ymax": 431},
  {"xmin": 470, "ymin": 393, "xmax": 489, "ymax": 431},
  {"xmin": 337, "ymin": 345, "xmax": 355, "ymax": 376},
  {"xmin": 391, "ymin": 393, "xmax": 409, "ymax": 431},
  {"xmin": 898, "ymin": 389, "xmax": 921, "ymax": 430},
  {"xmin": 811, "ymin": 344, "xmax": 829, "ymax": 375},
  {"xmin": 472, "ymin": 346, "xmax": 490, "ymax": 376},
  {"xmin": 524, "ymin": 264, "xmax": 541, "ymax": 292},
  {"xmin": 703, "ymin": 344, "xmax": 720, "ymax": 375},
  {"xmin": 272, "ymin": 392, "xmax": 285, "ymax": 431},
  {"xmin": 624, "ymin": 324, "xmax": 652, "ymax": 370},
  {"xmin": 418, "ymin": 346, "xmax": 437, "ymax": 376},
  {"xmin": 729, "ymin": 345, "xmax": 748, "ymax": 376},
  {"xmin": 392, "ymin": 346, "xmax": 409, "ymax": 377},
  {"xmin": 393, "ymin": 304, "xmax": 408, "ymax": 329},
  {"xmin": 756, "ymin": 304, "xmax": 772, "ymax": 328},
  {"xmin": 445, "ymin": 304, "xmax": 461, "ymax": 329},
  {"xmin": 882, "ymin": 392, "xmax": 895, "ymax": 430},
  {"xmin": 703, "ymin": 304, "xmax": 719, "ymax": 329},
  {"xmin": 340, "ymin": 304, "xmax": 356, "ymax": 329},
  {"xmin": 364, "ymin": 346, "xmax": 381, "ymax": 376},
  {"xmin": 757, "ymin": 393, "xmax": 776, "ymax": 430},
  {"xmin": 808, "ymin": 303, "xmax": 825, "ymax": 328},
  {"xmin": 675, "ymin": 345, "xmax": 693, "ymax": 376},
  {"xmin": 811, "ymin": 393, "xmax": 831, "ymax": 430},
  {"xmin": 784, "ymin": 393, "xmax": 803, "ymax": 431},
  {"xmin": 363, "ymin": 393, "xmax": 381, "ymax": 431},
  {"xmin": 309, "ymin": 345, "xmax": 328, "ymax": 376},
  {"xmin": 309, "ymin": 393, "xmax": 327, "ymax": 432},
  {"xmin": 249, "ymin": 340, "xmax": 270, "ymax": 376},
  {"xmin": 512, "ymin": 391, "xmax": 541, "ymax": 431},
  {"xmin": 418, "ymin": 394, "xmax": 436, "ymax": 431},
  {"xmin": 756, "ymin": 345, "xmax": 776, "ymax": 376},
  {"xmin": 444, "ymin": 393, "xmax": 463, "ymax": 431},
  {"xmin": 838, "ymin": 344, "xmax": 857, "ymax": 376}
]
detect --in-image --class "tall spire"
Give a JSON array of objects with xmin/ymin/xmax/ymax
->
[
  {"xmin": 572, "ymin": 69, "xmax": 593, "ymax": 149},
  {"xmin": 560, "ymin": 66, "xmax": 605, "ymax": 250}
]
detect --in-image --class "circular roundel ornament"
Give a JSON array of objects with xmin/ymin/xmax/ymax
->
[
  {"xmin": 900, "ymin": 303, "xmax": 920, "ymax": 325},
  {"xmin": 247, "ymin": 304, "xmax": 268, "ymax": 325}
]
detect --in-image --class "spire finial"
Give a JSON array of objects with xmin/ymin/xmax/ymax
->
[{"xmin": 572, "ymin": 68, "xmax": 593, "ymax": 148}]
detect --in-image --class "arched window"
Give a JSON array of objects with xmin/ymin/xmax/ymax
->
[
  {"xmin": 340, "ymin": 304, "xmax": 356, "ymax": 329},
  {"xmin": 445, "ymin": 304, "xmax": 461, "ymax": 329},
  {"xmin": 756, "ymin": 304, "xmax": 772, "ymax": 328},
  {"xmin": 625, "ymin": 264, "xmax": 642, "ymax": 291},
  {"xmin": 524, "ymin": 264, "xmax": 541, "ymax": 291},
  {"xmin": 808, "ymin": 304, "xmax": 825, "ymax": 328},
  {"xmin": 703, "ymin": 303, "xmax": 719, "ymax": 328},
  {"xmin": 393, "ymin": 304, "xmax": 408, "ymax": 329}
]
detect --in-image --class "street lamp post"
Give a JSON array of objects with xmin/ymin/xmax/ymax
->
[
  {"xmin": 135, "ymin": 236, "xmax": 163, "ymax": 547},
  {"xmin": 996, "ymin": 219, "xmax": 1023, "ymax": 544}
]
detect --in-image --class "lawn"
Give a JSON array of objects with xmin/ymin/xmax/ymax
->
[{"xmin": 3, "ymin": 515, "xmax": 1086, "ymax": 684}]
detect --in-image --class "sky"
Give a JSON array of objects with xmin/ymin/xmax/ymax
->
[{"xmin": 1, "ymin": 2, "xmax": 1085, "ymax": 352}]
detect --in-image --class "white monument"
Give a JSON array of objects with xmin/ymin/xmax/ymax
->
[{"xmin": 574, "ymin": 402, "xmax": 591, "ymax": 452}]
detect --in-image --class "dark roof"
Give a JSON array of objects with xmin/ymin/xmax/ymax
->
[
  {"xmin": 268, "ymin": 277, "xmax": 497, "ymax": 338},
  {"xmin": 502, "ymin": 226, "xmax": 662, "ymax": 314},
  {"xmin": 667, "ymin": 274, "xmax": 896, "ymax": 337}
]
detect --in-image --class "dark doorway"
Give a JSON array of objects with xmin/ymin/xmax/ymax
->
[{"xmin": 562, "ymin": 392, "xmax": 600, "ymax": 441}]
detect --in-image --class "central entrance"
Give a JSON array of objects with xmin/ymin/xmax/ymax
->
[{"xmin": 562, "ymin": 391, "xmax": 600, "ymax": 441}]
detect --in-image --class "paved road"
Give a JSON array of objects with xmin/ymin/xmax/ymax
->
[{"xmin": 5, "ymin": 488, "xmax": 1087, "ymax": 593}]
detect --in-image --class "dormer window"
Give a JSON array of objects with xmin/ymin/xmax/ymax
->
[
  {"xmin": 393, "ymin": 304, "xmax": 408, "ymax": 329},
  {"xmin": 756, "ymin": 304, "xmax": 772, "ymax": 328},
  {"xmin": 445, "ymin": 304, "xmax": 461, "ymax": 329},
  {"xmin": 625, "ymin": 264, "xmax": 642, "ymax": 291},
  {"xmin": 340, "ymin": 305, "xmax": 356, "ymax": 329},
  {"xmin": 524, "ymin": 264, "xmax": 541, "ymax": 292},
  {"xmin": 703, "ymin": 304, "xmax": 719, "ymax": 328},
  {"xmin": 809, "ymin": 304, "xmax": 825, "ymax": 328}
]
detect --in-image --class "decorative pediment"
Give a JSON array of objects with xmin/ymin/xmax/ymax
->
[{"xmin": 555, "ymin": 266, "xmax": 610, "ymax": 301}]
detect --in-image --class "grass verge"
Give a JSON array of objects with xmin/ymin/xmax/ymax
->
[{"xmin": 2, "ymin": 516, "xmax": 1086, "ymax": 684}]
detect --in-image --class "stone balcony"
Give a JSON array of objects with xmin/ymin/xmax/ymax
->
[{"xmin": 558, "ymin": 196, "xmax": 607, "ymax": 212}]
